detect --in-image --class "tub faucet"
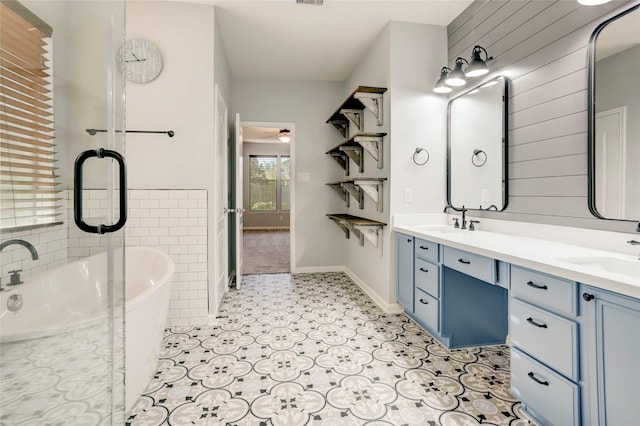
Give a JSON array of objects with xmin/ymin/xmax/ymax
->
[
  {"xmin": 0, "ymin": 239, "xmax": 39, "ymax": 260},
  {"xmin": 628, "ymin": 240, "xmax": 640, "ymax": 260}
]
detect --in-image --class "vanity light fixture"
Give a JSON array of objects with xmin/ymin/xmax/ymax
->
[
  {"xmin": 278, "ymin": 129, "xmax": 291, "ymax": 143},
  {"xmin": 577, "ymin": 0, "xmax": 612, "ymax": 5},
  {"xmin": 465, "ymin": 45, "xmax": 493, "ymax": 77},
  {"xmin": 433, "ymin": 67, "xmax": 453, "ymax": 93},
  {"xmin": 445, "ymin": 58, "xmax": 468, "ymax": 87}
]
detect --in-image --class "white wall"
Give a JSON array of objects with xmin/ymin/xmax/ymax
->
[
  {"xmin": 126, "ymin": 1, "xmax": 224, "ymax": 316},
  {"xmin": 338, "ymin": 22, "xmax": 448, "ymax": 308},
  {"xmin": 232, "ymin": 77, "xmax": 346, "ymax": 270}
]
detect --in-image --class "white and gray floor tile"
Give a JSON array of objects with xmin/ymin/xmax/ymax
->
[{"xmin": 126, "ymin": 272, "xmax": 537, "ymax": 426}]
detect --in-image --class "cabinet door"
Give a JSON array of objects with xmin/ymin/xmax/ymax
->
[
  {"xmin": 396, "ymin": 234, "xmax": 414, "ymax": 311},
  {"xmin": 581, "ymin": 286, "xmax": 640, "ymax": 426}
]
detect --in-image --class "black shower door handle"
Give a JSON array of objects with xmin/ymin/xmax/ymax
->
[{"xmin": 74, "ymin": 148, "xmax": 127, "ymax": 234}]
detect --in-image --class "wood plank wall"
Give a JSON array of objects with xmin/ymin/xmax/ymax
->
[{"xmin": 447, "ymin": 0, "xmax": 637, "ymax": 232}]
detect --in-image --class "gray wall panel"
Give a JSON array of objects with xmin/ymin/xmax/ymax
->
[
  {"xmin": 510, "ymin": 176, "xmax": 587, "ymax": 197},
  {"xmin": 510, "ymin": 91, "xmax": 587, "ymax": 129},
  {"xmin": 448, "ymin": 0, "xmax": 515, "ymax": 54},
  {"xmin": 509, "ymin": 154, "xmax": 587, "ymax": 179},
  {"xmin": 510, "ymin": 50, "xmax": 587, "ymax": 99},
  {"xmin": 509, "ymin": 111, "xmax": 587, "ymax": 146},
  {"xmin": 447, "ymin": 0, "xmax": 637, "ymax": 232},
  {"xmin": 509, "ymin": 133, "xmax": 586, "ymax": 162}
]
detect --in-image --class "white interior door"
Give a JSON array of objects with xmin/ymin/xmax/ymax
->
[
  {"xmin": 214, "ymin": 86, "xmax": 229, "ymax": 307},
  {"xmin": 595, "ymin": 107, "xmax": 626, "ymax": 218},
  {"xmin": 234, "ymin": 113, "xmax": 244, "ymax": 286}
]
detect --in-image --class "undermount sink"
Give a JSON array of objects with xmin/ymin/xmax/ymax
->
[
  {"xmin": 412, "ymin": 225, "xmax": 464, "ymax": 234},
  {"xmin": 559, "ymin": 256, "xmax": 640, "ymax": 278}
]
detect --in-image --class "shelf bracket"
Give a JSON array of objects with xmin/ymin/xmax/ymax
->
[
  {"xmin": 354, "ymin": 225, "xmax": 384, "ymax": 256},
  {"xmin": 342, "ymin": 183, "xmax": 364, "ymax": 209},
  {"xmin": 354, "ymin": 92, "xmax": 384, "ymax": 126},
  {"xmin": 328, "ymin": 119, "xmax": 348, "ymax": 138},
  {"xmin": 357, "ymin": 180, "xmax": 384, "ymax": 212},
  {"xmin": 354, "ymin": 135, "xmax": 383, "ymax": 169},
  {"xmin": 339, "ymin": 145, "xmax": 364, "ymax": 173},
  {"xmin": 329, "ymin": 152, "xmax": 350, "ymax": 175},
  {"xmin": 340, "ymin": 109, "xmax": 364, "ymax": 132},
  {"xmin": 326, "ymin": 183, "xmax": 350, "ymax": 208},
  {"xmin": 329, "ymin": 217, "xmax": 351, "ymax": 239}
]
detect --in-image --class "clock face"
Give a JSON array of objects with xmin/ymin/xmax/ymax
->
[{"xmin": 116, "ymin": 39, "xmax": 163, "ymax": 83}]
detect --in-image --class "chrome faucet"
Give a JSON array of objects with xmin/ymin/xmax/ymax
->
[
  {"xmin": 628, "ymin": 240, "xmax": 640, "ymax": 260},
  {"xmin": 0, "ymin": 239, "xmax": 39, "ymax": 260}
]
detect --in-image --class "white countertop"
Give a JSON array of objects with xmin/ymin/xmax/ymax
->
[{"xmin": 393, "ymin": 220, "xmax": 640, "ymax": 300}]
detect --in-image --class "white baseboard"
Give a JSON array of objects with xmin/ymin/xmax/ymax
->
[
  {"xmin": 343, "ymin": 268, "xmax": 404, "ymax": 315},
  {"xmin": 244, "ymin": 226, "xmax": 290, "ymax": 231},
  {"xmin": 292, "ymin": 265, "xmax": 346, "ymax": 274}
]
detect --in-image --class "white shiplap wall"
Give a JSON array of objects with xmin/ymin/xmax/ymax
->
[{"xmin": 447, "ymin": 0, "xmax": 637, "ymax": 233}]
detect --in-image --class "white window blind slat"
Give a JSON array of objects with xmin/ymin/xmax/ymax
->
[{"xmin": 0, "ymin": 1, "xmax": 59, "ymax": 231}]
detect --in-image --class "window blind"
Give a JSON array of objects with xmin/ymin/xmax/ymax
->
[{"xmin": 0, "ymin": 1, "xmax": 59, "ymax": 230}]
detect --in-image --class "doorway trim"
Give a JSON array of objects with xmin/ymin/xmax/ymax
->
[{"xmin": 240, "ymin": 120, "xmax": 296, "ymax": 275}]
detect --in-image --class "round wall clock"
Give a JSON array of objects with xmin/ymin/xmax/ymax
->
[{"xmin": 116, "ymin": 39, "xmax": 163, "ymax": 83}]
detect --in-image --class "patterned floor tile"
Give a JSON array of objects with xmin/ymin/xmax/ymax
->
[{"xmin": 126, "ymin": 272, "xmax": 538, "ymax": 426}]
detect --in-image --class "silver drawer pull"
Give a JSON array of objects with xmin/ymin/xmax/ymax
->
[
  {"xmin": 419, "ymin": 245, "xmax": 429, "ymax": 250},
  {"xmin": 526, "ymin": 280, "xmax": 548, "ymax": 290},
  {"xmin": 419, "ymin": 267, "xmax": 429, "ymax": 273},
  {"xmin": 526, "ymin": 317, "xmax": 548, "ymax": 329},
  {"xmin": 419, "ymin": 298, "xmax": 429, "ymax": 305},
  {"xmin": 458, "ymin": 258, "xmax": 471, "ymax": 265},
  {"xmin": 528, "ymin": 371, "xmax": 549, "ymax": 386}
]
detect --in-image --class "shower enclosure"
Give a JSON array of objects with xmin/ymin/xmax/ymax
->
[{"xmin": 0, "ymin": 0, "xmax": 127, "ymax": 424}]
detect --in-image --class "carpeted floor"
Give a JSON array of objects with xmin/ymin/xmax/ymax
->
[{"xmin": 242, "ymin": 230, "xmax": 290, "ymax": 274}]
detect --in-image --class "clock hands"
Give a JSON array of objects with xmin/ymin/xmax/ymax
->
[{"xmin": 125, "ymin": 52, "xmax": 146, "ymax": 63}]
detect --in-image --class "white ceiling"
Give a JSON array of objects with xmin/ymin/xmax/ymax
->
[{"xmin": 208, "ymin": 0, "xmax": 473, "ymax": 81}]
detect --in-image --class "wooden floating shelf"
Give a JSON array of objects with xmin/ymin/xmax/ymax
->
[
  {"xmin": 326, "ymin": 86, "xmax": 388, "ymax": 137},
  {"xmin": 326, "ymin": 132, "xmax": 387, "ymax": 173},
  {"xmin": 326, "ymin": 178, "xmax": 387, "ymax": 212},
  {"xmin": 327, "ymin": 214, "xmax": 386, "ymax": 255}
]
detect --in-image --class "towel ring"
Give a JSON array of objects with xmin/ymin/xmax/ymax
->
[
  {"xmin": 413, "ymin": 147, "xmax": 430, "ymax": 166},
  {"xmin": 472, "ymin": 149, "xmax": 487, "ymax": 167}
]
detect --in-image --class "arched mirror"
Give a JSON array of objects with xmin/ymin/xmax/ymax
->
[
  {"xmin": 588, "ymin": 4, "xmax": 640, "ymax": 221},
  {"xmin": 447, "ymin": 76, "xmax": 508, "ymax": 211}
]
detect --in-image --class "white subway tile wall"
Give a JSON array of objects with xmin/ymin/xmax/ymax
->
[{"xmin": 68, "ymin": 189, "xmax": 209, "ymax": 326}]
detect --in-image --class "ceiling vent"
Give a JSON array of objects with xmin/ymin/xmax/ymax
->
[{"xmin": 296, "ymin": 0, "xmax": 324, "ymax": 5}]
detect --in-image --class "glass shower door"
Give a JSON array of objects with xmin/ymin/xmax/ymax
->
[{"xmin": 0, "ymin": 1, "xmax": 126, "ymax": 424}]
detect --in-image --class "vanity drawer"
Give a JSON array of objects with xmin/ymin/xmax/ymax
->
[
  {"xmin": 511, "ymin": 348, "xmax": 580, "ymax": 426},
  {"xmin": 414, "ymin": 288, "xmax": 439, "ymax": 332},
  {"xmin": 443, "ymin": 246, "xmax": 495, "ymax": 284},
  {"xmin": 415, "ymin": 258, "xmax": 439, "ymax": 297},
  {"xmin": 415, "ymin": 238, "xmax": 438, "ymax": 263},
  {"xmin": 511, "ymin": 266, "xmax": 577, "ymax": 315},
  {"xmin": 510, "ymin": 298, "xmax": 578, "ymax": 381}
]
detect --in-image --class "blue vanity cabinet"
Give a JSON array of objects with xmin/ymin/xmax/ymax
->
[
  {"xmin": 396, "ymin": 233, "xmax": 414, "ymax": 312},
  {"xmin": 395, "ymin": 232, "xmax": 508, "ymax": 349},
  {"xmin": 579, "ymin": 285, "xmax": 640, "ymax": 426},
  {"xmin": 509, "ymin": 265, "xmax": 580, "ymax": 426},
  {"xmin": 412, "ymin": 237, "xmax": 442, "ymax": 334}
]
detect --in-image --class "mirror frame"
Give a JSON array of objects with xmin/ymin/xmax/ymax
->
[
  {"xmin": 446, "ymin": 75, "xmax": 509, "ymax": 212},
  {"xmin": 587, "ymin": 3, "xmax": 640, "ymax": 222}
]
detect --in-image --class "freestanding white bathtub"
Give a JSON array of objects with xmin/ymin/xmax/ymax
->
[{"xmin": 0, "ymin": 246, "xmax": 174, "ymax": 413}]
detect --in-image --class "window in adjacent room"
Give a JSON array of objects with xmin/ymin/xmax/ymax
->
[
  {"xmin": 249, "ymin": 155, "xmax": 290, "ymax": 212},
  {"xmin": 1, "ymin": 1, "xmax": 59, "ymax": 231}
]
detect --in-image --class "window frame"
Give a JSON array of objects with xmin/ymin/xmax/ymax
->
[{"xmin": 248, "ymin": 154, "xmax": 290, "ymax": 213}]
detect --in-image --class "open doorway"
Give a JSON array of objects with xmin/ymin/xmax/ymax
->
[{"xmin": 240, "ymin": 123, "xmax": 293, "ymax": 275}]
